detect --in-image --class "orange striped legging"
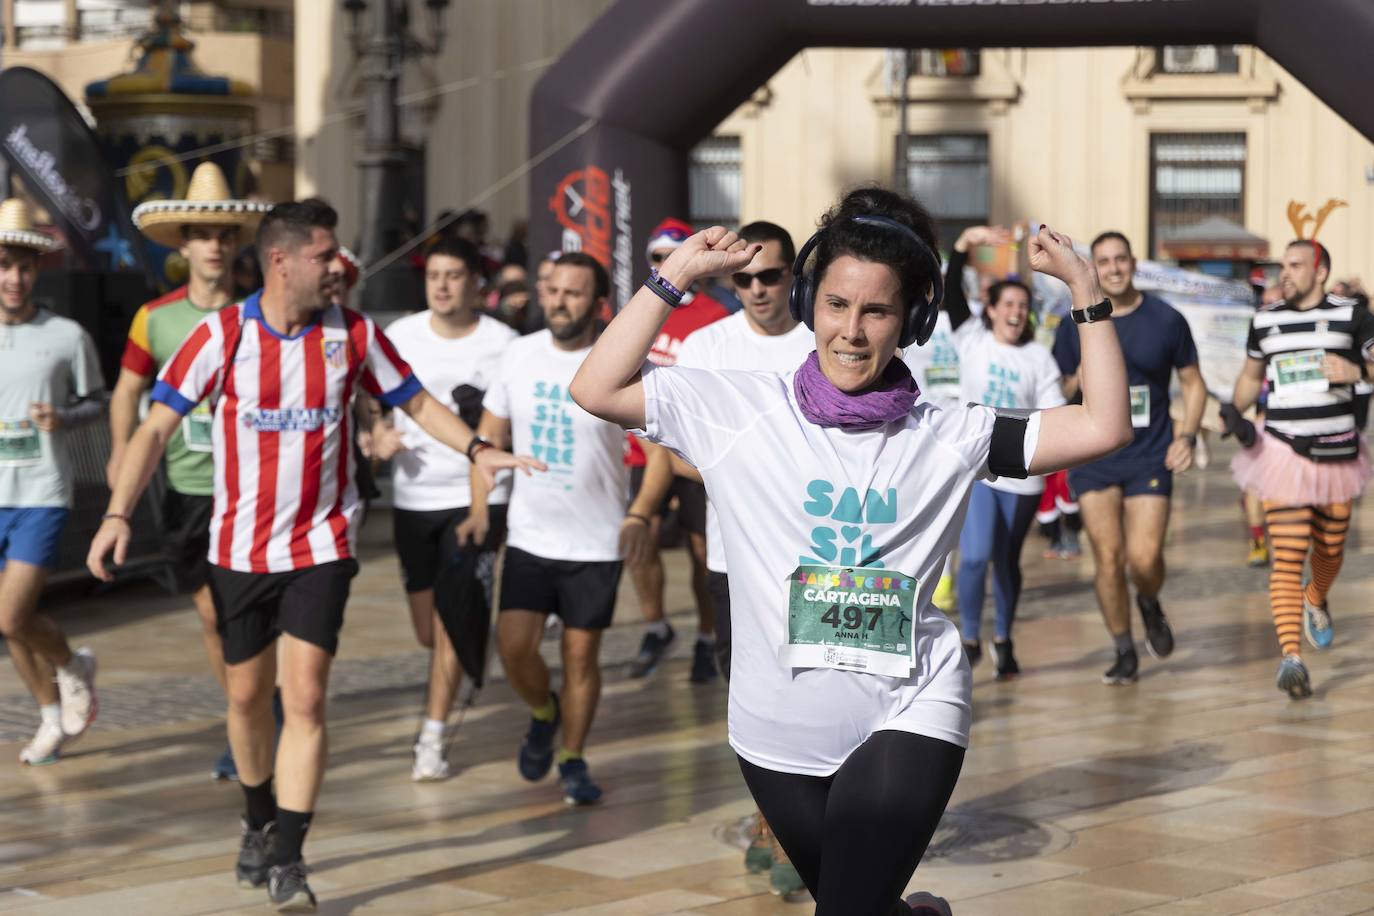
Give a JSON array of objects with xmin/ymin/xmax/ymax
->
[{"xmin": 1262, "ymin": 502, "xmax": 1352, "ymax": 657}]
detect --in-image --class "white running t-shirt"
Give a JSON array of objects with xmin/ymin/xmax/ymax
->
[
  {"xmin": 956, "ymin": 326, "xmax": 1065, "ymax": 496},
  {"xmin": 386, "ymin": 312, "xmax": 517, "ymax": 511},
  {"xmin": 637, "ymin": 363, "xmax": 1011, "ymax": 776},
  {"xmin": 903, "ymin": 311, "xmax": 979, "ymax": 411},
  {"xmin": 675, "ymin": 313, "xmax": 815, "ymax": 573},
  {"xmin": 483, "ymin": 330, "xmax": 629, "ymax": 562}
]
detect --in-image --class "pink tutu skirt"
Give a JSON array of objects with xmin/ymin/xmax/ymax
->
[{"xmin": 1230, "ymin": 428, "xmax": 1371, "ymax": 506}]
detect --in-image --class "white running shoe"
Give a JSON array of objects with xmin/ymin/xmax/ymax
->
[
  {"xmin": 56, "ymin": 647, "xmax": 98, "ymax": 738},
  {"xmin": 19, "ymin": 720, "xmax": 66, "ymax": 765},
  {"xmin": 412, "ymin": 731, "xmax": 450, "ymax": 782}
]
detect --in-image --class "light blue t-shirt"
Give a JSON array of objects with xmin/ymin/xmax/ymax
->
[{"xmin": 0, "ymin": 309, "xmax": 104, "ymax": 508}]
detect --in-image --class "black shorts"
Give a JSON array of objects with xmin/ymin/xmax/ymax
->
[
  {"xmin": 393, "ymin": 505, "xmax": 508, "ymax": 593},
  {"xmin": 160, "ymin": 489, "xmax": 213, "ymax": 594},
  {"xmin": 628, "ymin": 467, "xmax": 707, "ymax": 535},
  {"xmin": 207, "ymin": 558, "xmax": 358, "ymax": 664},
  {"xmin": 499, "ymin": 546, "xmax": 622, "ymax": 630},
  {"xmin": 1069, "ymin": 457, "xmax": 1173, "ymax": 500}
]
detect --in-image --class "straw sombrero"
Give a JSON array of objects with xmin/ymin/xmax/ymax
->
[
  {"xmin": 132, "ymin": 162, "xmax": 270, "ymax": 249},
  {"xmin": 0, "ymin": 199, "xmax": 62, "ymax": 253}
]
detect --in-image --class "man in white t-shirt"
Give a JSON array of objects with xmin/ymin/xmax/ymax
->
[
  {"xmin": 371, "ymin": 238, "xmax": 518, "ymax": 781},
  {"xmin": 477, "ymin": 252, "xmax": 656, "ymax": 806},
  {"xmin": 672, "ymin": 219, "xmax": 814, "ymax": 895}
]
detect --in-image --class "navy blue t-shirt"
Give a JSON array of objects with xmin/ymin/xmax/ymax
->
[{"xmin": 1052, "ymin": 292, "xmax": 1198, "ymax": 464}]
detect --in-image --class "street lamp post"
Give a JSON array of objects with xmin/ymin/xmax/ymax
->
[{"xmin": 344, "ymin": 0, "xmax": 449, "ymax": 311}]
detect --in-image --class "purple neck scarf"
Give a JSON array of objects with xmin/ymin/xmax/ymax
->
[{"xmin": 793, "ymin": 351, "xmax": 920, "ymax": 431}]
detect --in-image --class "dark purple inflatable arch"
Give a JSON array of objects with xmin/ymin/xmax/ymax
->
[{"xmin": 530, "ymin": 0, "xmax": 1374, "ymax": 309}]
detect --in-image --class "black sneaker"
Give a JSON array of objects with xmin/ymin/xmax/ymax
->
[
  {"xmin": 235, "ymin": 819, "xmax": 274, "ymax": 889},
  {"xmin": 517, "ymin": 692, "xmax": 560, "ymax": 781},
  {"xmin": 628, "ymin": 624, "xmax": 676, "ymax": 678},
  {"xmin": 990, "ymin": 639, "xmax": 1020, "ymax": 681},
  {"xmin": 1137, "ymin": 594, "xmax": 1174, "ymax": 658},
  {"xmin": 962, "ymin": 640, "xmax": 982, "ymax": 668},
  {"xmin": 1102, "ymin": 648, "xmax": 1139, "ymax": 685},
  {"xmin": 267, "ymin": 859, "xmax": 317, "ymax": 912},
  {"xmin": 689, "ymin": 639, "xmax": 718, "ymax": 684}
]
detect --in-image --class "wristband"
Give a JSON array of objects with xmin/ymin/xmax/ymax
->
[
  {"xmin": 625, "ymin": 512, "xmax": 652, "ymax": 526},
  {"xmin": 101, "ymin": 513, "xmax": 130, "ymax": 523},
  {"xmin": 644, "ymin": 268, "xmax": 684, "ymax": 308},
  {"xmin": 1177, "ymin": 433, "xmax": 1197, "ymax": 447},
  {"xmin": 465, "ymin": 436, "xmax": 492, "ymax": 461},
  {"xmin": 1071, "ymin": 298, "xmax": 1113, "ymax": 324}
]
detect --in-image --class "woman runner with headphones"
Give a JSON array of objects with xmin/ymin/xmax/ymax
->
[{"xmin": 572, "ymin": 188, "xmax": 1132, "ymax": 915}]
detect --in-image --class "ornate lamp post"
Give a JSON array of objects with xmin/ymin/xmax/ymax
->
[{"xmin": 343, "ymin": 0, "xmax": 449, "ymax": 310}]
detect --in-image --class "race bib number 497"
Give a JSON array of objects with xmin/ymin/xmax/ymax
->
[{"xmin": 780, "ymin": 565, "xmax": 917, "ymax": 677}]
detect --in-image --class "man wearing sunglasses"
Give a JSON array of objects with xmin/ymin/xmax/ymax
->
[
  {"xmin": 625, "ymin": 218, "xmax": 730, "ymax": 684},
  {"xmin": 673, "ymin": 220, "xmax": 812, "ymax": 896}
]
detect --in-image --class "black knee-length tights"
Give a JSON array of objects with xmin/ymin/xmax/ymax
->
[{"xmin": 738, "ymin": 730, "xmax": 964, "ymax": 916}]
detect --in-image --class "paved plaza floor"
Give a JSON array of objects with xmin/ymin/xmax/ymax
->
[{"xmin": 2, "ymin": 445, "xmax": 1373, "ymax": 914}]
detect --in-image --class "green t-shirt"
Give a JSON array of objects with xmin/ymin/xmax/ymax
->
[
  {"xmin": 122, "ymin": 290, "xmax": 226, "ymax": 496},
  {"xmin": 0, "ymin": 310, "xmax": 105, "ymax": 508}
]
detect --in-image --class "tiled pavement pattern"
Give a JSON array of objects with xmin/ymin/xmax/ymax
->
[{"xmin": 2, "ymin": 444, "xmax": 1373, "ymax": 914}]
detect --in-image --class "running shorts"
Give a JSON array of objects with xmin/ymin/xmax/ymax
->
[
  {"xmin": 0, "ymin": 507, "xmax": 68, "ymax": 570},
  {"xmin": 207, "ymin": 558, "xmax": 359, "ymax": 664},
  {"xmin": 498, "ymin": 546, "xmax": 622, "ymax": 630},
  {"xmin": 160, "ymin": 489, "xmax": 213, "ymax": 593},
  {"xmin": 627, "ymin": 467, "xmax": 707, "ymax": 535},
  {"xmin": 393, "ymin": 505, "xmax": 507, "ymax": 593},
  {"xmin": 1069, "ymin": 457, "xmax": 1173, "ymax": 499}
]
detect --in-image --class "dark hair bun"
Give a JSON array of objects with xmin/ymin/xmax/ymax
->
[{"xmin": 812, "ymin": 185, "xmax": 940, "ymax": 309}]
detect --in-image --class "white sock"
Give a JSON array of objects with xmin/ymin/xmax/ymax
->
[
  {"xmin": 646, "ymin": 620, "xmax": 671, "ymax": 638},
  {"xmin": 696, "ymin": 632, "xmax": 716, "ymax": 646},
  {"xmin": 421, "ymin": 718, "xmax": 445, "ymax": 737},
  {"xmin": 40, "ymin": 703, "xmax": 60, "ymax": 726}
]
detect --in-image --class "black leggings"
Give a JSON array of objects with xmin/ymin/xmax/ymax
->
[{"xmin": 738, "ymin": 730, "xmax": 964, "ymax": 916}]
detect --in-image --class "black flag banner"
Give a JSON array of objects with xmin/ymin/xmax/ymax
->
[{"xmin": 0, "ymin": 67, "xmax": 151, "ymax": 282}]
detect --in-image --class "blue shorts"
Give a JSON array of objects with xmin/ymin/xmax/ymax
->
[
  {"xmin": 0, "ymin": 507, "xmax": 70, "ymax": 570},
  {"xmin": 1069, "ymin": 457, "xmax": 1172, "ymax": 500}
]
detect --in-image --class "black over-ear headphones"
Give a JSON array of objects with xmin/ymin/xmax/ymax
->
[{"xmin": 788, "ymin": 214, "xmax": 945, "ymax": 348}]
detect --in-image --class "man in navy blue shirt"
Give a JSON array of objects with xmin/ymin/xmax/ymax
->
[{"xmin": 1053, "ymin": 232, "xmax": 1207, "ymax": 685}]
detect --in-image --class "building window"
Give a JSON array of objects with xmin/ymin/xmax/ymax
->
[
  {"xmin": 901, "ymin": 134, "xmax": 989, "ymax": 247},
  {"xmin": 1157, "ymin": 45, "xmax": 1241, "ymax": 75},
  {"xmin": 1149, "ymin": 132, "xmax": 1247, "ymax": 258},
  {"xmin": 909, "ymin": 49, "xmax": 981, "ymax": 78},
  {"xmin": 688, "ymin": 136, "xmax": 742, "ymax": 230}
]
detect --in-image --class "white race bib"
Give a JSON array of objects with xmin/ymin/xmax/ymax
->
[
  {"xmin": 1129, "ymin": 385, "xmax": 1151, "ymax": 429},
  {"xmin": 0, "ymin": 418, "xmax": 41, "ymax": 467},
  {"xmin": 1271, "ymin": 349, "xmax": 1329, "ymax": 397}
]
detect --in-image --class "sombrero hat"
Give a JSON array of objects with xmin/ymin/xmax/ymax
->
[
  {"xmin": 0, "ymin": 199, "xmax": 62, "ymax": 253},
  {"xmin": 132, "ymin": 162, "xmax": 270, "ymax": 249}
]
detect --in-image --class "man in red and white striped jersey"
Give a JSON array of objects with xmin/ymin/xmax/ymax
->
[{"xmin": 88, "ymin": 199, "xmax": 541, "ymax": 912}]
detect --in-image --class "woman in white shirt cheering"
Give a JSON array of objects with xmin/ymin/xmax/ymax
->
[
  {"xmin": 571, "ymin": 188, "xmax": 1131, "ymax": 915},
  {"xmin": 942, "ymin": 261, "xmax": 1066, "ymax": 680}
]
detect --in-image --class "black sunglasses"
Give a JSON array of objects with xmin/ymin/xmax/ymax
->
[
  {"xmin": 731, "ymin": 267, "xmax": 786, "ymax": 288},
  {"xmin": 649, "ymin": 251, "xmax": 669, "ymax": 264}
]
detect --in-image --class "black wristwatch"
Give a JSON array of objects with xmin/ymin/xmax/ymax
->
[
  {"xmin": 1071, "ymin": 299, "xmax": 1113, "ymax": 325},
  {"xmin": 465, "ymin": 436, "xmax": 492, "ymax": 461}
]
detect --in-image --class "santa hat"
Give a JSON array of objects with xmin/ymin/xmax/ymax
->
[
  {"xmin": 337, "ymin": 246, "xmax": 361, "ymax": 291},
  {"xmin": 645, "ymin": 218, "xmax": 694, "ymax": 262}
]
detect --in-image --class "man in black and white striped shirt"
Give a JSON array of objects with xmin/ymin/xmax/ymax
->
[{"xmin": 1229, "ymin": 240, "xmax": 1374, "ymax": 699}]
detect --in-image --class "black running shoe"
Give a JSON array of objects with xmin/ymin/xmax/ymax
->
[
  {"xmin": 517, "ymin": 692, "xmax": 560, "ymax": 781},
  {"xmin": 628, "ymin": 625, "xmax": 676, "ymax": 678},
  {"xmin": 235, "ymin": 819, "xmax": 274, "ymax": 889},
  {"xmin": 962, "ymin": 640, "xmax": 982, "ymax": 668},
  {"xmin": 1137, "ymin": 594, "xmax": 1175, "ymax": 659},
  {"xmin": 689, "ymin": 639, "xmax": 718, "ymax": 684},
  {"xmin": 268, "ymin": 859, "xmax": 317, "ymax": 912},
  {"xmin": 1102, "ymin": 648, "xmax": 1139, "ymax": 685},
  {"xmin": 990, "ymin": 639, "xmax": 1020, "ymax": 681}
]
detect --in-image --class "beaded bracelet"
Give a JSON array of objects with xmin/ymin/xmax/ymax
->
[{"xmin": 644, "ymin": 268, "xmax": 684, "ymax": 308}]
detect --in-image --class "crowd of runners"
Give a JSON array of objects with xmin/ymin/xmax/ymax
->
[{"xmin": 0, "ymin": 160, "xmax": 1366, "ymax": 914}]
